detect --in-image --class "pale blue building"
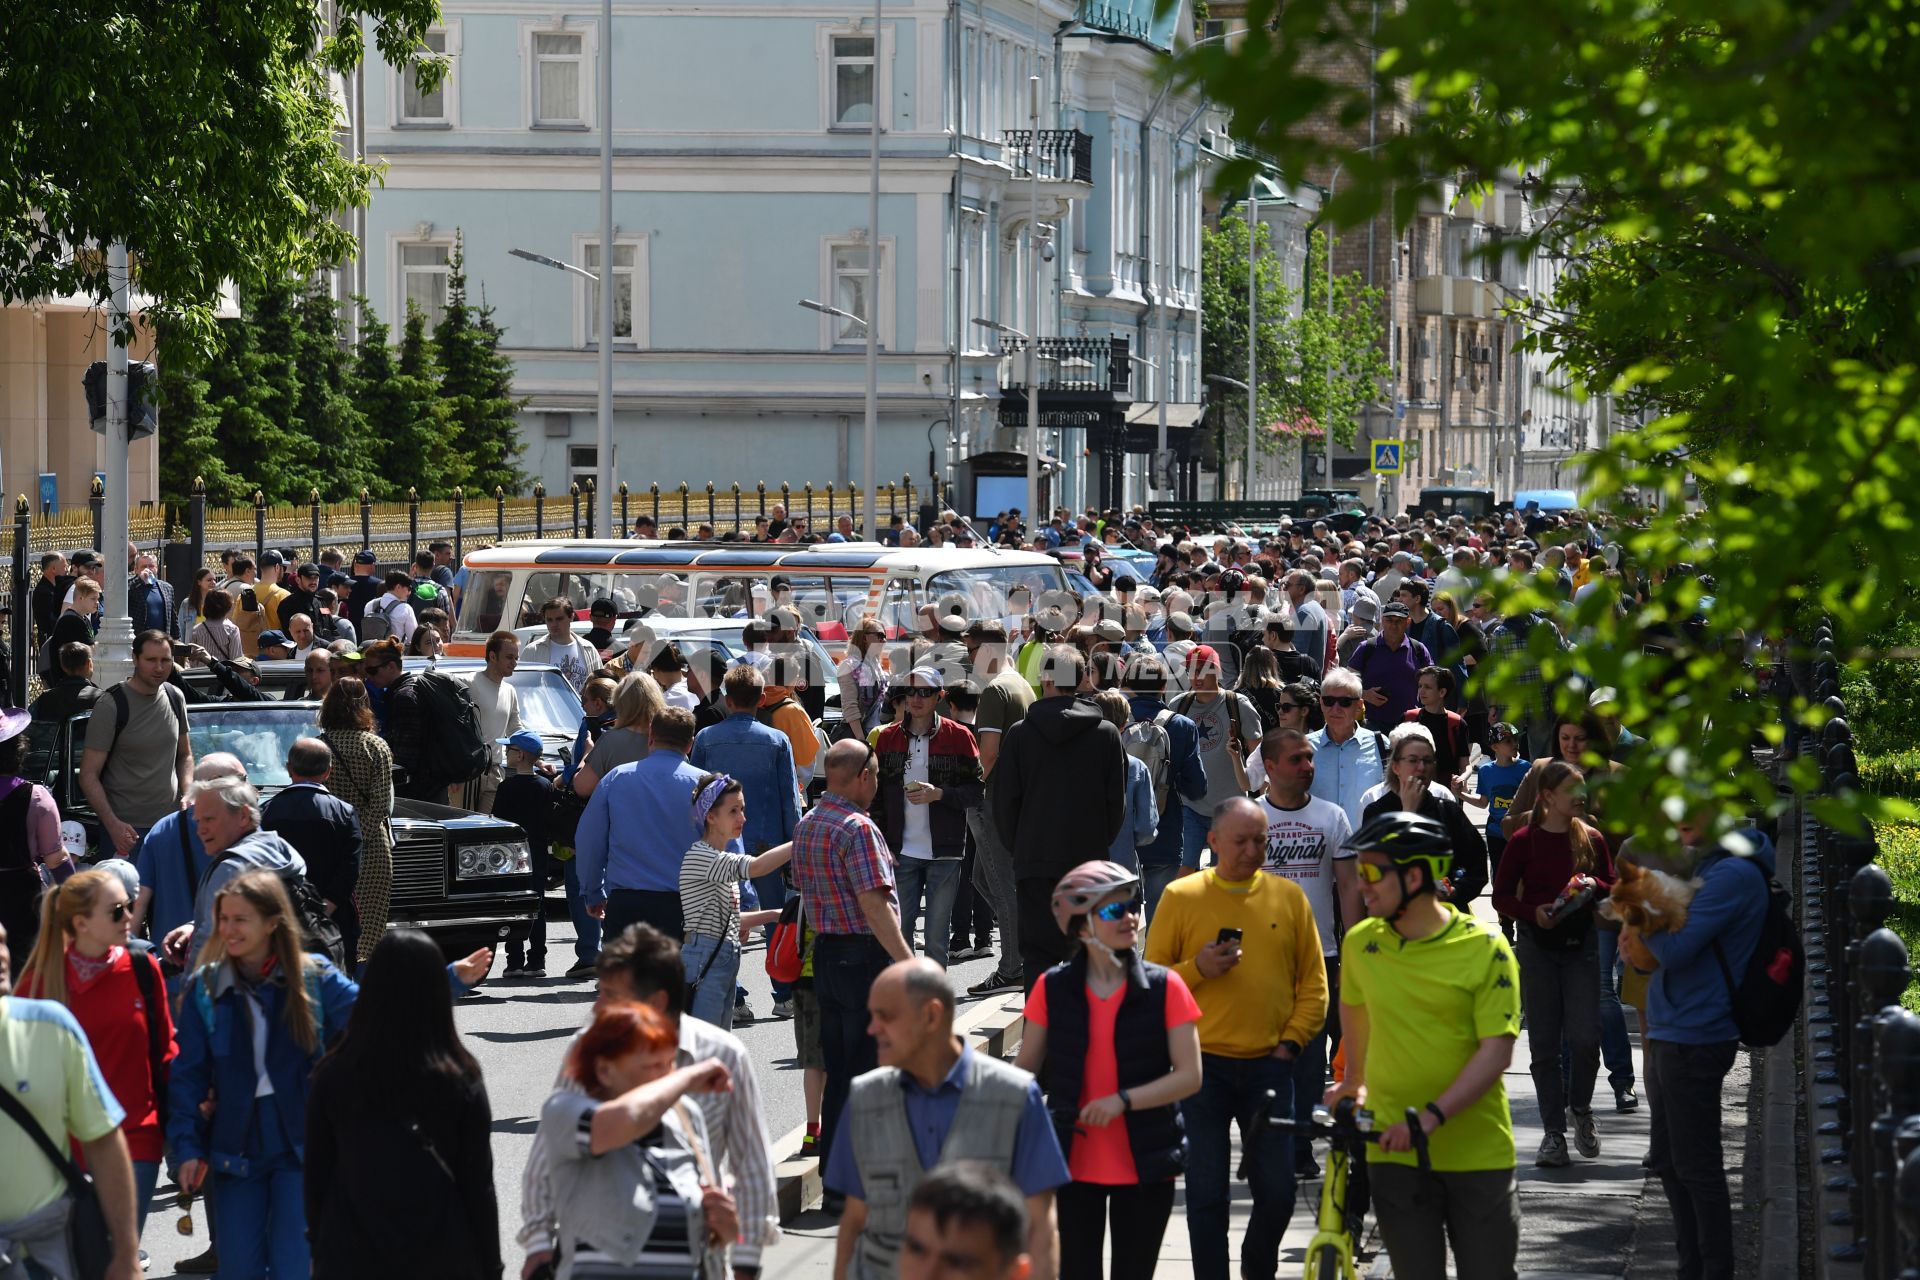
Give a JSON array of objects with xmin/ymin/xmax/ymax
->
[{"xmin": 349, "ymin": 0, "xmax": 1207, "ymax": 518}]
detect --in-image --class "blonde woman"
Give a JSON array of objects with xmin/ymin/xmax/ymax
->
[
  {"xmin": 319, "ymin": 677, "xmax": 395, "ymax": 965},
  {"xmin": 835, "ymin": 615, "xmax": 891, "ymax": 738},
  {"xmin": 572, "ymin": 672, "xmax": 666, "ymax": 797}
]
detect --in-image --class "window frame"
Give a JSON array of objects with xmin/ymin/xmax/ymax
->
[
  {"xmin": 570, "ymin": 233, "xmax": 651, "ymax": 349},
  {"xmin": 524, "ymin": 24, "xmax": 595, "ymax": 131},
  {"xmin": 395, "ymin": 23, "xmax": 460, "ymax": 128},
  {"xmin": 819, "ymin": 24, "xmax": 893, "ymax": 133},
  {"xmin": 818, "ymin": 236, "xmax": 896, "ymax": 351},
  {"xmin": 393, "ymin": 236, "xmax": 456, "ymax": 332}
]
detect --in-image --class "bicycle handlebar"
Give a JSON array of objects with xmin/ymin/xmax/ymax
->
[{"xmin": 1262, "ymin": 1094, "xmax": 1432, "ymax": 1173}]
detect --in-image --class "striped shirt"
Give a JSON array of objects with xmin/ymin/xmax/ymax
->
[
  {"xmin": 566, "ymin": 1121, "xmax": 701, "ymax": 1279},
  {"xmin": 680, "ymin": 841, "xmax": 754, "ymax": 941}
]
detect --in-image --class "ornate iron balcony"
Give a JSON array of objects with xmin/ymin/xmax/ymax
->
[
  {"xmin": 1002, "ymin": 129, "xmax": 1095, "ymax": 184},
  {"xmin": 996, "ymin": 335, "xmax": 1132, "ymax": 396}
]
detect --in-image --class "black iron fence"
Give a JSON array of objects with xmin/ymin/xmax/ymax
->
[
  {"xmin": 4, "ymin": 475, "xmax": 922, "ymax": 704},
  {"xmin": 1788, "ymin": 619, "xmax": 1920, "ymax": 1277}
]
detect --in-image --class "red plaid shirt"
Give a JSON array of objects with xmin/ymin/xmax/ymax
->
[{"xmin": 791, "ymin": 791, "xmax": 897, "ymax": 936}]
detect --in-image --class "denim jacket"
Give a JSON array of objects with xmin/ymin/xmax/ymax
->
[{"xmin": 690, "ymin": 714, "xmax": 801, "ymax": 850}]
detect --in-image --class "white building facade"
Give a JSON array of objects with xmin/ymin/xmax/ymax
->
[{"xmin": 350, "ymin": 0, "xmax": 1206, "ymax": 519}]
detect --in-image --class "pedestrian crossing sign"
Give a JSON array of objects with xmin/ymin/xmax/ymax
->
[{"xmin": 1371, "ymin": 440, "xmax": 1404, "ymax": 474}]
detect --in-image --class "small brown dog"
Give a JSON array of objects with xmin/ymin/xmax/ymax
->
[{"xmin": 1602, "ymin": 861, "xmax": 1701, "ymax": 934}]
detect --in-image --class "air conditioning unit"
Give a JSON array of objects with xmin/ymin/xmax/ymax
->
[
  {"xmin": 1417, "ymin": 336, "xmax": 1433, "ymax": 359},
  {"xmin": 1469, "ymin": 345, "xmax": 1494, "ymax": 364}
]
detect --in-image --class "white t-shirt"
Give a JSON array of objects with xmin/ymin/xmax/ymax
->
[
  {"xmin": 468, "ymin": 672, "xmax": 521, "ymax": 770},
  {"xmin": 1257, "ymin": 794, "xmax": 1353, "ymax": 956},
  {"xmin": 899, "ymin": 731, "xmax": 934, "ymax": 860}
]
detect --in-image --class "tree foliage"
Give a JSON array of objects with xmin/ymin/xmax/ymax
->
[
  {"xmin": 1178, "ymin": 0, "xmax": 1920, "ymax": 832},
  {"xmin": 358, "ymin": 303, "xmax": 462, "ymax": 496},
  {"xmin": 1, "ymin": 0, "xmax": 447, "ymax": 356},
  {"xmin": 434, "ymin": 236, "xmax": 529, "ymax": 497}
]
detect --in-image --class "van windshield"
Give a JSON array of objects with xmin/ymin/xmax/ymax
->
[{"xmin": 926, "ymin": 564, "xmax": 1070, "ymax": 621}]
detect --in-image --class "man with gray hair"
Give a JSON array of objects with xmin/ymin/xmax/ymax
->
[
  {"xmin": 161, "ymin": 775, "xmax": 307, "ymax": 969},
  {"xmin": 131, "ymin": 752, "xmax": 247, "ymax": 954},
  {"xmin": 262, "ymin": 737, "xmax": 365, "ymax": 962}
]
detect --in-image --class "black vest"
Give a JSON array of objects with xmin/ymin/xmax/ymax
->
[{"xmin": 1037, "ymin": 952, "xmax": 1188, "ymax": 1183}]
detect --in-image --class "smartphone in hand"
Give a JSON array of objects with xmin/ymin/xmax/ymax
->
[{"xmin": 1216, "ymin": 927, "xmax": 1243, "ymax": 948}]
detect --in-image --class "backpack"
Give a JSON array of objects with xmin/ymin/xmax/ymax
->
[
  {"xmin": 756, "ymin": 695, "xmax": 799, "ymax": 730},
  {"xmin": 359, "ymin": 598, "xmax": 393, "ymax": 641},
  {"xmin": 406, "ymin": 670, "xmax": 490, "ymax": 789},
  {"xmin": 126, "ymin": 941, "xmax": 173, "ymax": 1129},
  {"xmin": 1123, "ymin": 709, "xmax": 1176, "ymax": 814},
  {"xmin": 1711, "ymin": 857, "xmax": 1805, "ymax": 1047},
  {"xmin": 189, "ymin": 819, "xmax": 348, "ymax": 971}
]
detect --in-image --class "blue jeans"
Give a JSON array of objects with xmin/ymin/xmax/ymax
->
[
  {"xmin": 1142, "ymin": 862, "xmax": 1181, "ymax": 931},
  {"xmin": 1562, "ymin": 928, "xmax": 1637, "ymax": 1096},
  {"xmin": 683, "ymin": 933, "xmax": 742, "ymax": 1030},
  {"xmin": 895, "ymin": 858, "xmax": 962, "ymax": 968},
  {"xmin": 133, "ymin": 1159, "xmax": 161, "ymax": 1235},
  {"xmin": 1180, "ymin": 802, "xmax": 1212, "ymax": 870},
  {"xmin": 562, "ymin": 856, "xmax": 599, "ymax": 964},
  {"xmin": 212, "ymin": 1156, "xmax": 307, "ymax": 1280},
  {"xmin": 1182, "ymin": 1052, "xmax": 1298, "ymax": 1280}
]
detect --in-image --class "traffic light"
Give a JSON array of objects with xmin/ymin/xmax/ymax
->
[{"xmin": 82, "ymin": 360, "xmax": 158, "ymax": 440}]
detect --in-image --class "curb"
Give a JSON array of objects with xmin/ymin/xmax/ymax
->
[{"xmin": 772, "ymin": 988, "xmax": 1028, "ymax": 1223}]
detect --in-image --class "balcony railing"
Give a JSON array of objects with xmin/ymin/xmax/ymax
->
[
  {"xmin": 1002, "ymin": 129, "xmax": 1095, "ymax": 185},
  {"xmin": 997, "ymin": 335, "xmax": 1131, "ymax": 396}
]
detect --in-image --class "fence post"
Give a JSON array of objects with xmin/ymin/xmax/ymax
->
[
  {"xmin": 360, "ymin": 488, "xmax": 373, "ymax": 554},
  {"xmin": 570, "ymin": 483, "xmax": 581, "ymax": 536},
  {"xmin": 10, "ymin": 496, "xmax": 28, "ymax": 707},
  {"xmin": 534, "ymin": 482, "xmax": 546, "ymax": 538},
  {"xmin": 1898, "ymin": 1143, "xmax": 1920, "ymax": 1276},
  {"xmin": 1873, "ymin": 1008, "xmax": 1920, "ymax": 1278},
  {"xmin": 731, "ymin": 484, "xmax": 742, "ymax": 534},
  {"xmin": 705, "ymin": 482, "xmax": 716, "ymax": 528},
  {"xmin": 650, "ymin": 483, "xmax": 660, "ymax": 527},
  {"xmin": 583, "ymin": 478, "xmax": 596, "ymax": 538},
  {"xmin": 452, "ymin": 487, "xmax": 465, "ymax": 562},
  {"xmin": 619, "ymin": 482, "xmax": 630, "ymax": 538},
  {"xmin": 91, "ymin": 475, "xmax": 106, "ymax": 554},
  {"xmin": 309, "ymin": 489, "xmax": 322, "ymax": 562},
  {"xmin": 676, "ymin": 484, "xmax": 689, "ymax": 529},
  {"xmin": 495, "ymin": 487, "xmax": 506, "ymax": 542},
  {"xmin": 252, "ymin": 489, "xmax": 266, "ymax": 561},
  {"xmin": 756, "ymin": 482, "xmax": 767, "ymax": 521},
  {"xmin": 780, "ymin": 482, "xmax": 791, "ymax": 521},
  {"xmin": 825, "ymin": 482, "xmax": 836, "ymax": 526},
  {"xmin": 188, "ymin": 479, "xmax": 206, "ymax": 578},
  {"xmin": 902, "ymin": 473, "xmax": 913, "ymax": 524},
  {"xmin": 802, "ymin": 483, "xmax": 813, "ymax": 527},
  {"xmin": 407, "ymin": 488, "xmax": 421, "ymax": 564}
]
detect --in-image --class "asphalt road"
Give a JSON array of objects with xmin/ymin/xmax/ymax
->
[{"xmin": 133, "ymin": 896, "xmax": 1016, "ymax": 1278}]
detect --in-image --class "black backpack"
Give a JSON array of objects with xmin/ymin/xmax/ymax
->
[
  {"xmin": 407, "ymin": 670, "xmax": 490, "ymax": 790},
  {"xmin": 1711, "ymin": 857, "xmax": 1805, "ymax": 1047},
  {"xmin": 187, "ymin": 820, "xmax": 348, "ymax": 970}
]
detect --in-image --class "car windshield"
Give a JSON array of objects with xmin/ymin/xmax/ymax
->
[
  {"xmin": 925, "ymin": 564, "xmax": 1070, "ymax": 620},
  {"xmin": 186, "ymin": 704, "xmax": 321, "ymax": 789},
  {"xmin": 508, "ymin": 668, "xmax": 585, "ymax": 737}
]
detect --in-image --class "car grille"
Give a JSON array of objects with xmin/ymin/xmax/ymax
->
[{"xmin": 390, "ymin": 836, "xmax": 445, "ymax": 907}]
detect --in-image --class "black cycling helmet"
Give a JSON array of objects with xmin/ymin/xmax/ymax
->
[{"xmin": 1344, "ymin": 811, "xmax": 1454, "ymax": 899}]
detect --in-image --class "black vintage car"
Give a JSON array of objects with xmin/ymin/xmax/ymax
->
[{"xmin": 38, "ymin": 699, "xmax": 542, "ymax": 957}]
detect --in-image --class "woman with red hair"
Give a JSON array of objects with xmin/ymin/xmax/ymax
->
[{"xmin": 538, "ymin": 1002, "xmax": 739, "ymax": 1278}]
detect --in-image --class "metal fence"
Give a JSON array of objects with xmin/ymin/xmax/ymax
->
[
  {"xmin": 4, "ymin": 475, "xmax": 922, "ymax": 702},
  {"xmin": 1786, "ymin": 621, "xmax": 1920, "ymax": 1277}
]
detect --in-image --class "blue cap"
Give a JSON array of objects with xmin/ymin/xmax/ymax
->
[
  {"xmin": 498, "ymin": 729, "xmax": 544, "ymax": 757},
  {"xmin": 257, "ymin": 629, "xmax": 293, "ymax": 651}
]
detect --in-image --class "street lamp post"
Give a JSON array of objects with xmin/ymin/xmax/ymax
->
[
  {"xmin": 1246, "ymin": 180, "xmax": 1259, "ymax": 501},
  {"xmin": 511, "ymin": 249, "xmax": 611, "ymax": 530},
  {"xmin": 799, "ymin": 298, "xmax": 879, "ymax": 525},
  {"xmin": 96, "ymin": 241, "xmax": 134, "ymax": 686},
  {"xmin": 1206, "ymin": 372, "xmax": 1250, "ymax": 503}
]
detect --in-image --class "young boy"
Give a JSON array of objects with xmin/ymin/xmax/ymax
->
[
  {"xmin": 1475, "ymin": 722, "xmax": 1530, "ymax": 942},
  {"xmin": 492, "ymin": 729, "xmax": 556, "ymax": 978}
]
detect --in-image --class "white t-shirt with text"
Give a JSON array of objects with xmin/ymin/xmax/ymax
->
[{"xmin": 1258, "ymin": 794, "xmax": 1353, "ymax": 956}]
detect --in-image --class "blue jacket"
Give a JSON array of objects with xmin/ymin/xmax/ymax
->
[
  {"xmin": 575, "ymin": 750, "xmax": 708, "ymax": 899},
  {"xmin": 1107, "ymin": 756, "xmax": 1159, "ymax": 866},
  {"xmin": 168, "ymin": 957, "xmax": 356, "ymax": 1176},
  {"xmin": 1640, "ymin": 830, "xmax": 1775, "ymax": 1045},
  {"xmin": 690, "ymin": 713, "xmax": 801, "ymax": 851},
  {"xmin": 1125, "ymin": 696, "xmax": 1207, "ymax": 868}
]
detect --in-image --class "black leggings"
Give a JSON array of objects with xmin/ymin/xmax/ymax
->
[{"xmin": 1056, "ymin": 1179, "xmax": 1177, "ymax": 1280}]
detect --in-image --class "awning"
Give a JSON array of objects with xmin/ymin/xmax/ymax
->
[{"xmin": 1125, "ymin": 402, "xmax": 1206, "ymax": 430}]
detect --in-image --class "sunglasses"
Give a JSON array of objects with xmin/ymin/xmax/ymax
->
[
  {"xmin": 1321, "ymin": 695, "xmax": 1359, "ymax": 708},
  {"xmin": 108, "ymin": 901, "xmax": 131, "ymax": 922},
  {"xmin": 1277, "ymin": 702, "xmax": 1305, "ymax": 713},
  {"xmin": 1355, "ymin": 861, "xmax": 1390, "ymax": 884},
  {"xmin": 1094, "ymin": 896, "xmax": 1145, "ymax": 922},
  {"xmin": 905, "ymin": 688, "xmax": 939, "ymax": 699}
]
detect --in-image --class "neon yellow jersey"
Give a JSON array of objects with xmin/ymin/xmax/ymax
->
[{"xmin": 1341, "ymin": 907, "xmax": 1520, "ymax": 1171}]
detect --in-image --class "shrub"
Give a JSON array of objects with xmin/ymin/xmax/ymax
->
[
  {"xmin": 1871, "ymin": 821, "xmax": 1920, "ymax": 1013},
  {"xmin": 1858, "ymin": 752, "xmax": 1920, "ymax": 803}
]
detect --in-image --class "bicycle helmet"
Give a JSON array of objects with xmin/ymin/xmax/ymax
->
[
  {"xmin": 1344, "ymin": 811, "xmax": 1454, "ymax": 914},
  {"xmin": 1051, "ymin": 861, "xmax": 1141, "ymax": 936}
]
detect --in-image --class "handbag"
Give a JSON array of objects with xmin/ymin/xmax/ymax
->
[{"xmin": 0, "ymin": 1084, "xmax": 115, "ymax": 1280}]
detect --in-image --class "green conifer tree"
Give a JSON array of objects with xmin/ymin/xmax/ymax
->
[
  {"xmin": 154, "ymin": 325, "xmax": 242, "ymax": 507},
  {"xmin": 434, "ymin": 233, "xmax": 529, "ymax": 496},
  {"xmin": 292, "ymin": 285, "xmax": 375, "ymax": 499},
  {"xmin": 356, "ymin": 301, "xmax": 462, "ymax": 498}
]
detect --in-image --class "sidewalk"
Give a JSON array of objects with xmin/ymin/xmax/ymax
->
[{"xmin": 762, "ymin": 905, "xmax": 1766, "ymax": 1277}]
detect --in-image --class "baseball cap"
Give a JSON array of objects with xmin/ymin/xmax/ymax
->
[
  {"xmin": 259, "ymin": 549, "xmax": 285, "ymax": 568},
  {"xmin": 1092, "ymin": 618, "xmax": 1126, "ymax": 643},
  {"xmin": 1184, "ymin": 644, "xmax": 1220, "ymax": 671},
  {"xmin": 1382, "ymin": 601, "xmax": 1410, "ymax": 619},
  {"xmin": 498, "ymin": 729, "xmax": 544, "ymax": 757},
  {"xmin": 1349, "ymin": 598, "xmax": 1381, "ymax": 627},
  {"xmin": 257, "ymin": 629, "xmax": 293, "ymax": 651},
  {"xmin": 1489, "ymin": 722, "xmax": 1519, "ymax": 743},
  {"xmin": 589, "ymin": 598, "xmax": 618, "ymax": 618},
  {"xmin": 353, "ymin": 550, "xmax": 378, "ymax": 565},
  {"xmin": 907, "ymin": 665, "xmax": 944, "ymax": 690},
  {"xmin": 296, "ymin": 562, "xmax": 320, "ymax": 577}
]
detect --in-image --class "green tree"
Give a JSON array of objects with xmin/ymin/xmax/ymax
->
[
  {"xmin": 154, "ymin": 332, "xmax": 241, "ymax": 507},
  {"xmin": 1200, "ymin": 215, "xmax": 1295, "ymax": 481},
  {"xmin": 204, "ymin": 284, "xmax": 314, "ymax": 503},
  {"xmin": 291, "ymin": 285, "xmax": 375, "ymax": 500},
  {"xmin": 356, "ymin": 301, "xmax": 461, "ymax": 498},
  {"xmin": 434, "ymin": 235, "xmax": 528, "ymax": 497},
  {"xmin": 1289, "ymin": 231, "xmax": 1393, "ymax": 460},
  {"xmin": 1178, "ymin": 0, "xmax": 1920, "ymax": 831},
  {"xmin": 3, "ymin": 0, "xmax": 446, "ymax": 356}
]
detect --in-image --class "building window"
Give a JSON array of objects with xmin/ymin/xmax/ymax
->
[
  {"xmin": 832, "ymin": 35, "xmax": 875, "ymax": 127},
  {"xmin": 820, "ymin": 239, "xmax": 892, "ymax": 348},
  {"xmin": 573, "ymin": 236, "xmax": 649, "ymax": 347},
  {"xmin": 533, "ymin": 32, "xmax": 586, "ymax": 127},
  {"xmin": 400, "ymin": 243, "xmax": 451, "ymax": 328},
  {"xmin": 569, "ymin": 445, "xmax": 597, "ymax": 491},
  {"xmin": 399, "ymin": 29, "xmax": 454, "ymax": 125}
]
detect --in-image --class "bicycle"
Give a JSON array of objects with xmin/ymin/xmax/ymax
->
[{"xmin": 1261, "ymin": 1092, "xmax": 1430, "ymax": 1280}]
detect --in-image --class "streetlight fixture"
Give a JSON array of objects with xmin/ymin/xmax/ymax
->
[
  {"xmin": 799, "ymin": 297, "xmax": 865, "ymax": 330},
  {"xmin": 974, "ymin": 317, "xmax": 1040, "ymax": 524},
  {"xmin": 510, "ymin": 245, "xmax": 612, "ymax": 535}
]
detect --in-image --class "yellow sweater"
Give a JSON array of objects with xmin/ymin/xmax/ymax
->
[{"xmin": 1144, "ymin": 869, "xmax": 1329, "ymax": 1059}]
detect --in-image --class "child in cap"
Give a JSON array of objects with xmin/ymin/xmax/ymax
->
[
  {"xmin": 492, "ymin": 729, "xmax": 556, "ymax": 978},
  {"xmin": 1476, "ymin": 723, "xmax": 1529, "ymax": 943}
]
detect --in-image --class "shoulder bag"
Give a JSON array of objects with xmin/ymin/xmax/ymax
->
[{"xmin": 0, "ymin": 1084, "xmax": 114, "ymax": 1280}]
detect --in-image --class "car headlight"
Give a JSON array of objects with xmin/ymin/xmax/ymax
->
[{"xmin": 455, "ymin": 840, "xmax": 533, "ymax": 880}]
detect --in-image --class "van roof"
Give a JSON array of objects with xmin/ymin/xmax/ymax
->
[{"xmin": 460, "ymin": 540, "xmax": 1060, "ymax": 572}]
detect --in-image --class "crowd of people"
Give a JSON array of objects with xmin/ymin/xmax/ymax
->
[{"xmin": 0, "ymin": 499, "xmax": 1774, "ymax": 1280}]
